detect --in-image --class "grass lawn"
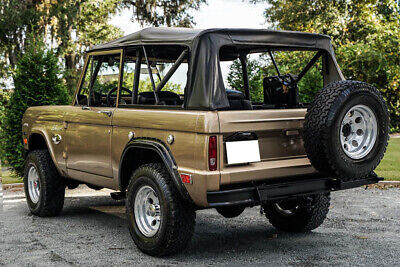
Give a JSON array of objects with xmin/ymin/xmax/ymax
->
[
  {"xmin": 375, "ymin": 137, "xmax": 400, "ymax": 181},
  {"xmin": 1, "ymin": 165, "xmax": 23, "ymax": 184}
]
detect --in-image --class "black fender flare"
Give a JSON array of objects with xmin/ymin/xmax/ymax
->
[{"xmin": 118, "ymin": 137, "xmax": 193, "ymax": 203}]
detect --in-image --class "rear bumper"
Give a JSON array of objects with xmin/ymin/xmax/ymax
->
[{"xmin": 207, "ymin": 173, "xmax": 383, "ymax": 207}]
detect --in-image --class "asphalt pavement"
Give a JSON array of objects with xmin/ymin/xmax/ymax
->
[{"xmin": 1, "ymin": 186, "xmax": 399, "ymax": 266}]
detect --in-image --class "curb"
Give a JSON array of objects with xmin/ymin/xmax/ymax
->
[
  {"xmin": 378, "ymin": 181, "xmax": 400, "ymax": 185},
  {"xmin": 2, "ymin": 183, "xmax": 24, "ymax": 190},
  {"xmin": 390, "ymin": 134, "xmax": 400, "ymax": 138}
]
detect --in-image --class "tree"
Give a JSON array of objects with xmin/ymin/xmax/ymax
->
[
  {"xmin": 0, "ymin": 0, "xmax": 206, "ymax": 93},
  {"xmin": 249, "ymin": 0, "xmax": 400, "ymax": 130},
  {"xmin": 0, "ymin": 89, "xmax": 10, "ymax": 162},
  {"xmin": 227, "ymin": 58, "xmax": 264, "ymax": 102},
  {"xmin": 122, "ymin": 0, "xmax": 206, "ymax": 27},
  {"xmin": 0, "ymin": 38, "xmax": 69, "ymax": 175},
  {"xmin": 227, "ymin": 51, "xmax": 324, "ymax": 104}
]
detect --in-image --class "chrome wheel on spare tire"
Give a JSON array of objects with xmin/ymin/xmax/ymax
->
[
  {"xmin": 303, "ymin": 80, "xmax": 389, "ymax": 181},
  {"xmin": 134, "ymin": 185, "xmax": 161, "ymax": 237},
  {"xmin": 340, "ymin": 104, "xmax": 378, "ymax": 160}
]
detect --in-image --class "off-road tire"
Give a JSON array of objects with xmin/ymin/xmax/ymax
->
[
  {"xmin": 23, "ymin": 149, "xmax": 65, "ymax": 217},
  {"xmin": 263, "ymin": 193, "xmax": 330, "ymax": 232},
  {"xmin": 126, "ymin": 163, "xmax": 196, "ymax": 257},
  {"xmin": 216, "ymin": 206, "xmax": 245, "ymax": 218},
  {"xmin": 303, "ymin": 80, "xmax": 389, "ymax": 181}
]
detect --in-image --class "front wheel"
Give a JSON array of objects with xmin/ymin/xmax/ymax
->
[
  {"xmin": 263, "ymin": 193, "xmax": 330, "ymax": 232},
  {"xmin": 126, "ymin": 163, "xmax": 196, "ymax": 256},
  {"xmin": 23, "ymin": 150, "xmax": 65, "ymax": 217}
]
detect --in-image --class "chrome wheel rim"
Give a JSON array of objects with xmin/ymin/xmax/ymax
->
[
  {"xmin": 340, "ymin": 104, "xmax": 378, "ymax": 160},
  {"xmin": 274, "ymin": 203, "xmax": 299, "ymax": 216},
  {"xmin": 27, "ymin": 165, "xmax": 40, "ymax": 204},
  {"xmin": 134, "ymin": 185, "xmax": 161, "ymax": 237}
]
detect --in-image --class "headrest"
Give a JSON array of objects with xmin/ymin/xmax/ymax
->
[
  {"xmin": 139, "ymin": 91, "xmax": 180, "ymax": 99},
  {"xmin": 226, "ymin": 89, "xmax": 245, "ymax": 100},
  {"xmin": 138, "ymin": 91, "xmax": 181, "ymax": 105}
]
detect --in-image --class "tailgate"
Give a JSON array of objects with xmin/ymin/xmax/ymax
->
[{"xmin": 217, "ymin": 109, "xmax": 316, "ymax": 185}]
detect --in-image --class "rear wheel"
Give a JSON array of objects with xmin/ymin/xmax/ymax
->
[
  {"xmin": 263, "ymin": 193, "xmax": 330, "ymax": 232},
  {"xmin": 126, "ymin": 163, "xmax": 196, "ymax": 256},
  {"xmin": 23, "ymin": 150, "xmax": 65, "ymax": 217},
  {"xmin": 303, "ymin": 80, "xmax": 389, "ymax": 181}
]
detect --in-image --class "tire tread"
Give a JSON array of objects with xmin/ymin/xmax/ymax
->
[
  {"xmin": 24, "ymin": 149, "xmax": 65, "ymax": 217},
  {"xmin": 303, "ymin": 80, "xmax": 389, "ymax": 181},
  {"xmin": 126, "ymin": 163, "xmax": 196, "ymax": 256}
]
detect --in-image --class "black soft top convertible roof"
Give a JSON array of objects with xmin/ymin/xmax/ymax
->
[{"xmin": 90, "ymin": 28, "xmax": 344, "ymax": 110}]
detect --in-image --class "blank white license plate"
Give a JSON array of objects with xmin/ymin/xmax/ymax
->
[{"xmin": 225, "ymin": 140, "xmax": 261, "ymax": 165}]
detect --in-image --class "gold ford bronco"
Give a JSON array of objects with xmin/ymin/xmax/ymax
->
[{"xmin": 22, "ymin": 28, "xmax": 389, "ymax": 256}]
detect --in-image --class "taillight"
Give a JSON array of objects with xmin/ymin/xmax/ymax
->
[{"xmin": 208, "ymin": 136, "xmax": 217, "ymax": 171}]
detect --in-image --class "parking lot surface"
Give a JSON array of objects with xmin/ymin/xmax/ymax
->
[{"xmin": 1, "ymin": 186, "xmax": 399, "ymax": 266}]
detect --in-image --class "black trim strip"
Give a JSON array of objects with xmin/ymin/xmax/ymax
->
[{"xmin": 119, "ymin": 137, "xmax": 193, "ymax": 202}]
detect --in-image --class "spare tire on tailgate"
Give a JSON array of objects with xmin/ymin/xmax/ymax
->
[{"xmin": 303, "ymin": 80, "xmax": 389, "ymax": 181}]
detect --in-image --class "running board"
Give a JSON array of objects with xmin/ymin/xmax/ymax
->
[{"xmin": 207, "ymin": 173, "xmax": 383, "ymax": 208}]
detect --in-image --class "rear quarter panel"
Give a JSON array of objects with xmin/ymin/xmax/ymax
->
[{"xmin": 112, "ymin": 108, "xmax": 220, "ymax": 207}]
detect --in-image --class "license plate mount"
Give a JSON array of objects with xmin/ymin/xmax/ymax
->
[{"xmin": 225, "ymin": 140, "xmax": 261, "ymax": 165}]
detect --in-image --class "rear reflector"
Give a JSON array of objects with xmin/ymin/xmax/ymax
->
[
  {"xmin": 180, "ymin": 173, "xmax": 192, "ymax": 184},
  {"xmin": 23, "ymin": 138, "xmax": 28, "ymax": 145},
  {"xmin": 208, "ymin": 136, "xmax": 217, "ymax": 171}
]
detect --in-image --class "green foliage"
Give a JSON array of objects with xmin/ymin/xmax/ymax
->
[
  {"xmin": 227, "ymin": 59, "xmax": 264, "ymax": 102},
  {"xmin": 268, "ymin": 51, "xmax": 324, "ymax": 103},
  {"xmin": 0, "ymin": 89, "xmax": 10, "ymax": 161},
  {"xmin": 138, "ymin": 77, "xmax": 183, "ymax": 94},
  {"xmin": 227, "ymin": 52, "xmax": 323, "ymax": 103},
  {"xmin": 0, "ymin": 0, "xmax": 205, "ymax": 96},
  {"xmin": 121, "ymin": 0, "xmax": 206, "ymax": 27},
  {"xmin": 0, "ymin": 38, "xmax": 69, "ymax": 175}
]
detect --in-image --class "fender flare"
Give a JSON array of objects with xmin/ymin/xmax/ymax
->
[
  {"xmin": 25, "ymin": 129, "xmax": 64, "ymax": 175},
  {"xmin": 119, "ymin": 137, "xmax": 193, "ymax": 203},
  {"xmin": 27, "ymin": 130, "xmax": 55, "ymax": 162}
]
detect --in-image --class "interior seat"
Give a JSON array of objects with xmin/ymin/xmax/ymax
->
[
  {"xmin": 226, "ymin": 89, "xmax": 253, "ymax": 110},
  {"xmin": 138, "ymin": 91, "xmax": 182, "ymax": 105}
]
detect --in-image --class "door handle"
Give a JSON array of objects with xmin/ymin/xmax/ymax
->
[{"xmin": 97, "ymin": 110, "xmax": 113, "ymax": 117}]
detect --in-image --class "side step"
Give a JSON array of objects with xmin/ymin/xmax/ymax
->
[{"xmin": 207, "ymin": 173, "xmax": 383, "ymax": 208}]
